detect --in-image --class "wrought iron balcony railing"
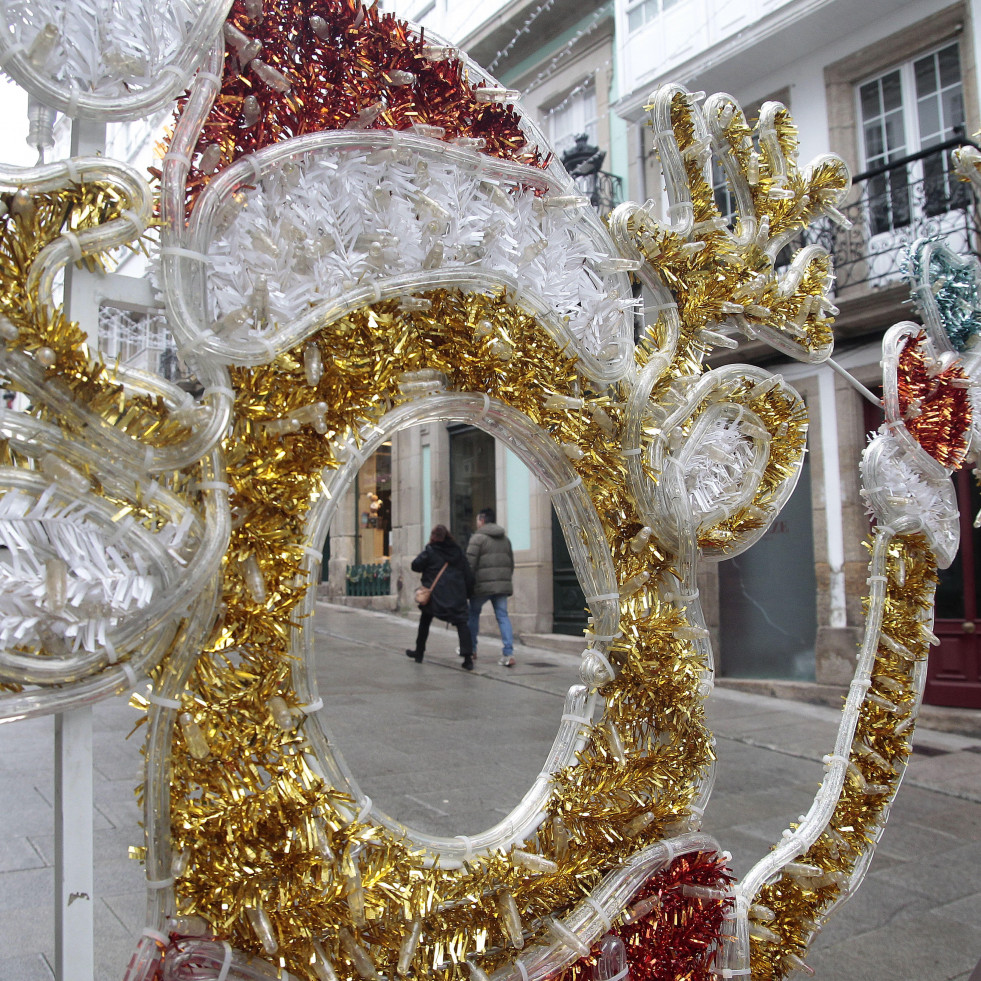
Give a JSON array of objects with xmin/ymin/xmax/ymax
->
[
  {"xmin": 560, "ymin": 134, "xmax": 623, "ymax": 218},
  {"xmin": 572, "ymin": 169, "xmax": 623, "ymax": 217},
  {"xmin": 793, "ymin": 137, "xmax": 981, "ymax": 295}
]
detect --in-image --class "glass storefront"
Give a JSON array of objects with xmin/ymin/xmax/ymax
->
[{"xmin": 355, "ymin": 442, "xmax": 391, "ymax": 564}]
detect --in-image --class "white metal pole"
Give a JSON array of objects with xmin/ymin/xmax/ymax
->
[
  {"xmin": 818, "ymin": 364, "xmax": 848, "ymax": 629},
  {"xmin": 54, "ymin": 709, "xmax": 95, "ymax": 981},
  {"xmin": 53, "ymin": 114, "xmax": 108, "ymax": 981}
]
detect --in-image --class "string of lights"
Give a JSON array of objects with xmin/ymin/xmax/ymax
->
[
  {"xmin": 520, "ymin": 6, "xmax": 610, "ymax": 97},
  {"xmin": 541, "ymin": 63, "xmax": 606, "ymax": 125},
  {"xmin": 487, "ymin": 0, "xmax": 559, "ymax": 72}
]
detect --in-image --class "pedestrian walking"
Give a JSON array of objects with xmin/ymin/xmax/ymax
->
[
  {"xmin": 407, "ymin": 525, "xmax": 475, "ymax": 670},
  {"xmin": 466, "ymin": 507, "xmax": 516, "ymax": 667}
]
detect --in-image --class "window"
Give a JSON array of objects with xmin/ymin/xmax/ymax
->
[
  {"xmin": 711, "ymin": 159, "xmax": 737, "ymax": 227},
  {"xmin": 857, "ymin": 42, "xmax": 966, "ymax": 234},
  {"xmin": 98, "ymin": 303, "xmax": 179, "ymax": 378},
  {"xmin": 355, "ymin": 444, "xmax": 391, "ymax": 563},
  {"xmin": 545, "ymin": 78, "xmax": 597, "ymax": 159},
  {"xmin": 627, "ymin": 0, "xmax": 683, "ymax": 33}
]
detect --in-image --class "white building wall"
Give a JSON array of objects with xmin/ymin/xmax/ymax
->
[
  {"xmin": 387, "ymin": 0, "xmax": 515, "ymax": 39},
  {"xmin": 615, "ymin": 0, "xmax": 960, "ymax": 128}
]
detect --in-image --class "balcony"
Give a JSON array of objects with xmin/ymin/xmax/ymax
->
[
  {"xmin": 616, "ymin": 0, "xmax": 918, "ymax": 119},
  {"xmin": 561, "ymin": 133, "xmax": 624, "ymax": 217},
  {"xmin": 572, "ymin": 169, "xmax": 623, "ymax": 217},
  {"xmin": 796, "ymin": 138, "xmax": 980, "ymax": 297}
]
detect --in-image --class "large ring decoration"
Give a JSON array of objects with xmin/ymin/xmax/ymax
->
[{"xmin": 0, "ymin": 3, "xmax": 977, "ymax": 981}]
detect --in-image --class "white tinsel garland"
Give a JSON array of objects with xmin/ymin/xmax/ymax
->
[
  {"xmin": 861, "ymin": 431, "xmax": 959, "ymax": 565},
  {"xmin": 0, "ymin": 0, "xmax": 204, "ymax": 94},
  {"xmin": 204, "ymin": 147, "xmax": 637, "ymax": 360},
  {"xmin": 0, "ymin": 487, "xmax": 156, "ymax": 656},
  {"xmin": 683, "ymin": 416, "xmax": 760, "ymax": 521}
]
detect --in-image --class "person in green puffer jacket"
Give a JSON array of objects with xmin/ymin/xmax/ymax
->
[{"xmin": 466, "ymin": 508, "xmax": 516, "ymax": 667}]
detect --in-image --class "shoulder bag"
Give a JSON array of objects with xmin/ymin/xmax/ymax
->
[{"xmin": 414, "ymin": 562, "xmax": 448, "ymax": 607}]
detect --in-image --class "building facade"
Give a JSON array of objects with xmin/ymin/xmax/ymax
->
[{"xmin": 615, "ymin": 0, "xmax": 981, "ymax": 705}]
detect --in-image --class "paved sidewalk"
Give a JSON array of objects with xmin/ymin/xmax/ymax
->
[{"xmin": 1, "ymin": 601, "xmax": 979, "ymax": 980}]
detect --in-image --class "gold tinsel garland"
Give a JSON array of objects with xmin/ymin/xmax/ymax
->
[{"xmin": 630, "ymin": 90, "xmax": 842, "ymax": 369}]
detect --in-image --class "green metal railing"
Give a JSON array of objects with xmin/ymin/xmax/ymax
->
[{"xmin": 345, "ymin": 560, "xmax": 391, "ymax": 596}]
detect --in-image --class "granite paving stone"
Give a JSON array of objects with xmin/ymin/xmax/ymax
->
[
  {"xmin": 0, "ymin": 906, "xmax": 57, "ymax": 959},
  {"xmin": 806, "ymin": 909, "xmax": 981, "ymax": 980},
  {"xmin": 0, "ymin": 836, "xmax": 46, "ymax": 874},
  {"xmin": 0, "ymin": 954, "xmax": 53, "ymax": 981},
  {"xmin": 873, "ymin": 839, "xmax": 981, "ymax": 905},
  {"xmin": 1, "ymin": 601, "xmax": 980, "ymax": 980}
]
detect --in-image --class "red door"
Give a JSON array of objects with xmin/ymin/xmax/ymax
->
[
  {"xmin": 861, "ymin": 396, "xmax": 981, "ymax": 707},
  {"xmin": 927, "ymin": 469, "xmax": 981, "ymax": 708}
]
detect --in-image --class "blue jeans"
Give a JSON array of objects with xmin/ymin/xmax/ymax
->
[{"xmin": 469, "ymin": 594, "xmax": 513, "ymax": 656}]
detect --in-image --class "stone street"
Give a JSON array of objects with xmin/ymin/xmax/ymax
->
[{"xmin": 1, "ymin": 602, "xmax": 979, "ymax": 980}]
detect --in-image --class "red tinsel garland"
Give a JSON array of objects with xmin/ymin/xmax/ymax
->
[
  {"xmin": 175, "ymin": 0, "xmax": 548, "ymax": 212},
  {"xmin": 896, "ymin": 330, "xmax": 971, "ymax": 469},
  {"xmin": 561, "ymin": 852, "xmax": 734, "ymax": 981}
]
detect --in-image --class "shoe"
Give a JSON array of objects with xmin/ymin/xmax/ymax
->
[
  {"xmin": 405, "ymin": 649, "xmax": 423, "ymax": 663},
  {"xmin": 498, "ymin": 656, "xmax": 515, "ymax": 667},
  {"xmin": 462, "ymin": 656, "xmax": 474, "ymax": 671}
]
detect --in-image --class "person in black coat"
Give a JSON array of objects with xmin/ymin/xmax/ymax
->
[{"xmin": 406, "ymin": 525, "xmax": 475, "ymax": 670}]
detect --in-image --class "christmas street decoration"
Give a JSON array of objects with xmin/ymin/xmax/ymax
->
[{"xmin": 0, "ymin": 2, "xmax": 977, "ymax": 980}]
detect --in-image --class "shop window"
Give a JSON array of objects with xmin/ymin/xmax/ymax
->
[{"xmin": 355, "ymin": 442, "xmax": 391, "ymax": 564}]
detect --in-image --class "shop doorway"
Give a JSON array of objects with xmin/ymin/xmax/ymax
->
[
  {"xmin": 551, "ymin": 507, "xmax": 588, "ymax": 635},
  {"xmin": 354, "ymin": 442, "xmax": 391, "ymax": 564},
  {"xmin": 717, "ymin": 458, "xmax": 818, "ymax": 680},
  {"xmin": 928, "ymin": 469, "xmax": 981, "ymax": 707},
  {"xmin": 449, "ymin": 425, "xmax": 496, "ymax": 548}
]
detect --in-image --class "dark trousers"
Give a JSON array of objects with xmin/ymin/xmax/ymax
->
[{"xmin": 414, "ymin": 609, "xmax": 473, "ymax": 657}]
